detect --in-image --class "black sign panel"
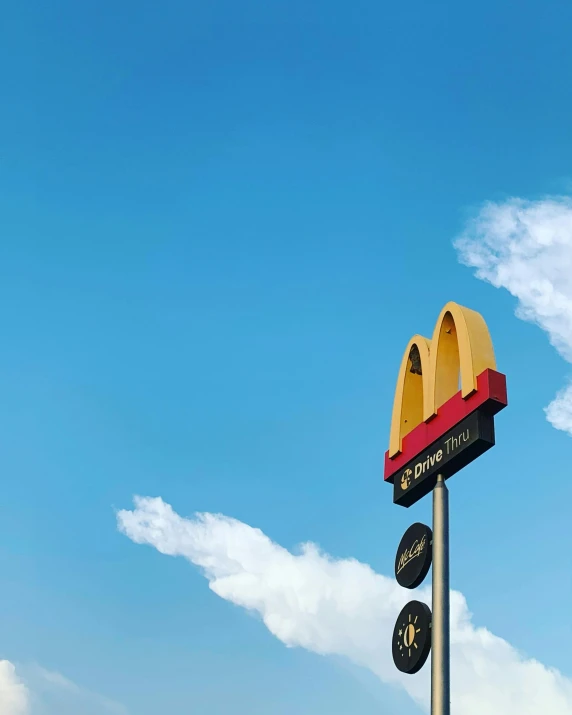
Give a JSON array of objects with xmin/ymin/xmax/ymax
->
[
  {"xmin": 395, "ymin": 523, "xmax": 432, "ymax": 589},
  {"xmin": 393, "ymin": 408, "xmax": 495, "ymax": 507},
  {"xmin": 392, "ymin": 600, "xmax": 432, "ymax": 674}
]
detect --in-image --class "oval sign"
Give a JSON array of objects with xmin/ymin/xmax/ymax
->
[
  {"xmin": 392, "ymin": 600, "xmax": 432, "ymax": 674},
  {"xmin": 395, "ymin": 522, "xmax": 432, "ymax": 589}
]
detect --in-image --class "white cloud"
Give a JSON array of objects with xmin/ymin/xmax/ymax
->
[
  {"xmin": 544, "ymin": 382, "xmax": 572, "ymax": 433},
  {"xmin": 0, "ymin": 661, "xmax": 29, "ymax": 715},
  {"xmin": 455, "ymin": 196, "xmax": 572, "ymax": 435},
  {"xmin": 118, "ymin": 496, "xmax": 572, "ymax": 715}
]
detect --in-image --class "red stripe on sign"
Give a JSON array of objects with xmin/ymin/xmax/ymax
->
[{"xmin": 384, "ymin": 369, "xmax": 507, "ymax": 483}]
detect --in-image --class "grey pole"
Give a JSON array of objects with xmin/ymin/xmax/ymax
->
[{"xmin": 431, "ymin": 474, "xmax": 450, "ymax": 715}]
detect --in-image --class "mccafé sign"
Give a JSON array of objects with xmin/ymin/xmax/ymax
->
[
  {"xmin": 395, "ymin": 522, "xmax": 432, "ymax": 590},
  {"xmin": 384, "ymin": 301, "xmax": 507, "ymax": 507}
]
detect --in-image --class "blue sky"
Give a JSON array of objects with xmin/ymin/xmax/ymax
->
[{"xmin": 1, "ymin": 1, "xmax": 572, "ymax": 713}]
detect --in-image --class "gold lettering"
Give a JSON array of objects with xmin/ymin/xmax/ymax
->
[{"xmin": 396, "ymin": 535, "xmax": 427, "ymax": 575}]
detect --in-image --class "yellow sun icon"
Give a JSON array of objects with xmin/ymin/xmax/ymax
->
[{"xmin": 398, "ymin": 613, "xmax": 422, "ymax": 658}]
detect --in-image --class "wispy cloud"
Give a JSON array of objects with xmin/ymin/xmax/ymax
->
[
  {"xmin": 455, "ymin": 195, "xmax": 572, "ymax": 435},
  {"xmin": 118, "ymin": 496, "xmax": 572, "ymax": 715},
  {"xmin": 0, "ymin": 662, "xmax": 129, "ymax": 715},
  {"xmin": 22, "ymin": 665, "xmax": 129, "ymax": 715}
]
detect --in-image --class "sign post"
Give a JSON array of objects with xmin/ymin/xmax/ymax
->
[
  {"xmin": 431, "ymin": 475, "xmax": 449, "ymax": 715},
  {"xmin": 384, "ymin": 302, "xmax": 507, "ymax": 714}
]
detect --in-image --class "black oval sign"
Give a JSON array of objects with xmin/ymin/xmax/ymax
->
[
  {"xmin": 392, "ymin": 600, "xmax": 432, "ymax": 674},
  {"xmin": 395, "ymin": 522, "xmax": 432, "ymax": 589}
]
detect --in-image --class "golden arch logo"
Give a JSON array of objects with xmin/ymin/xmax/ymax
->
[
  {"xmin": 389, "ymin": 301, "xmax": 496, "ymax": 458},
  {"xmin": 384, "ymin": 301, "xmax": 507, "ymax": 491}
]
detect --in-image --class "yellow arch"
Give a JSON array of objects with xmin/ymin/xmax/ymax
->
[
  {"xmin": 388, "ymin": 302, "xmax": 496, "ymax": 458},
  {"xmin": 428, "ymin": 301, "xmax": 496, "ymax": 413},
  {"xmin": 388, "ymin": 335, "xmax": 432, "ymax": 459}
]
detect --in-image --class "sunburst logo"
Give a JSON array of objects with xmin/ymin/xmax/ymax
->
[
  {"xmin": 392, "ymin": 600, "xmax": 432, "ymax": 674},
  {"xmin": 397, "ymin": 612, "xmax": 422, "ymax": 659},
  {"xmin": 400, "ymin": 468, "xmax": 412, "ymax": 490}
]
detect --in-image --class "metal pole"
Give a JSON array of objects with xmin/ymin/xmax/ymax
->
[{"xmin": 431, "ymin": 474, "xmax": 450, "ymax": 715}]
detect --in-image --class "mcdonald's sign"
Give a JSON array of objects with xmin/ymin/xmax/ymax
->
[{"xmin": 385, "ymin": 302, "xmax": 507, "ymax": 507}]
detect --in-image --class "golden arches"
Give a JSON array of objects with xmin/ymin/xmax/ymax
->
[{"xmin": 388, "ymin": 302, "xmax": 496, "ymax": 458}]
